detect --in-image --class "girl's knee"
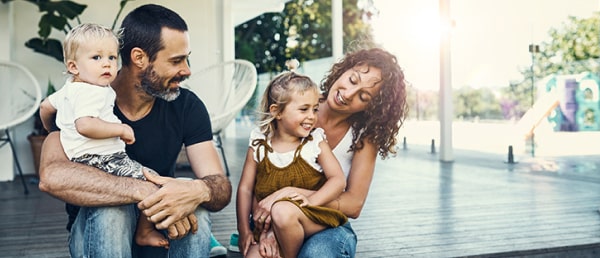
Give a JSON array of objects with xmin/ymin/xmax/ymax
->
[{"xmin": 271, "ymin": 201, "xmax": 301, "ymax": 225}]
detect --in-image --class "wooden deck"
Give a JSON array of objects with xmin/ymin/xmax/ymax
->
[{"xmin": 2, "ymin": 133, "xmax": 600, "ymax": 257}]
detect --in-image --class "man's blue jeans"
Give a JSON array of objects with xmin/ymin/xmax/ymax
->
[
  {"xmin": 298, "ymin": 222, "xmax": 357, "ymax": 258},
  {"xmin": 69, "ymin": 204, "xmax": 211, "ymax": 258}
]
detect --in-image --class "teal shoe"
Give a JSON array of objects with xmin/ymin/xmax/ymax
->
[
  {"xmin": 228, "ymin": 233, "xmax": 239, "ymax": 252},
  {"xmin": 209, "ymin": 233, "xmax": 227, "ymax": 257}
]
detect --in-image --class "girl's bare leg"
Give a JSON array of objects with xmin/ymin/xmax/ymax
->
[
  {"xmin": 245, "ymin": 243, "xmax": 264, "ymax": 258},
  {"xmin": 270, "ymin": 201, "xmax": 326, "ymax": 258}
]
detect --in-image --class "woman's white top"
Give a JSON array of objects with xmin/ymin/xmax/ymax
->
[{"xmin": 331, "ymin": 128, "xmax": 353, "ymax": 178}]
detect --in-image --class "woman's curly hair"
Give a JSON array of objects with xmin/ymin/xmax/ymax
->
[{"xmin": 320, "ymin": 48, "xmax": 408, "ymax": 159}]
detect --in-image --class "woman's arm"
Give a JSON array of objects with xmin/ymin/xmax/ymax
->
[
  {"xmin": 336, "ymin": 140, "xmax": 377, "ymax": 219},
  {"xmin": 38, "ymin": 132, "xmax": 158, "ymax": 205}
]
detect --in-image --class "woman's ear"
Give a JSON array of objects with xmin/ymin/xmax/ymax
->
[{"xmin": 131, "ymin": 47, "xmax": 147, "ymax": 68}]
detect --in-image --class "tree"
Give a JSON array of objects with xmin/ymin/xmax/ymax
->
[
  {"xmin": 454, "ymin": 87, "xmax": 502, "ymax": 120},
  {"xmin": 235, "ymin": 0, "xmax": 376, "ymax": 74},
  {"xmin": 504, "ymin": 12, "xmax": 600, "ymax": 119}
]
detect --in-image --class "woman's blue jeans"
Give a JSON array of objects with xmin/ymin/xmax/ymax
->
[
  {"xmin": 69, "ymin": 204, "xmax": 211, "ymax": 258},
  {"xmin": 298, "ymin": 222, "xmax": 357, "ymax": 258}
]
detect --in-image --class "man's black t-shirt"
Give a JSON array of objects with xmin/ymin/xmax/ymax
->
[
  {"xmin": 114, "ymin": 88, "xmax": 213, "ymax": 177},
  {"xmin": 66, "ymin": 88, "xmax": 213, "ymax": 231}
]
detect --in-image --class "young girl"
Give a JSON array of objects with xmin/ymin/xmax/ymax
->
[
  {"xmin": 39, "ymin": 23, "xmax": 168, "ymax": 249},
  {"xmin": 236, "ymin": 71, "xmax": 348, "ymax": 258}
]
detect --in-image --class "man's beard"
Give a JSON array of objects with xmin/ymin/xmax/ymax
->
[{"xmin": 139, "ymin": 65, "xmax": 187, "ymax": 102}]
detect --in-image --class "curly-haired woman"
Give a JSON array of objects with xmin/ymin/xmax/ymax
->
[{"xmin": 249, "ymin": 47, "xmax": 408, "ymax": 257}]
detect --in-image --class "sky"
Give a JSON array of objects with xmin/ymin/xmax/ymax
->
[{"xmin": 370, "ymin": 0, "xmax": 599, "ymax": 90}]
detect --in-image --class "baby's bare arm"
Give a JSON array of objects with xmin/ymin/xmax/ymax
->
[{"xmin": 75, "ymin": 117, "xmax": 135, "ymax": 144}]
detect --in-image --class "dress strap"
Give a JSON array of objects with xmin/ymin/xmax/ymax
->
[
  {"xmin": 292, "ymin": 134, "xmax": 313, "ymax": 159},
  {"xmin": 251, "ymin": 138, "xmax": 272, "ymax": 162}
]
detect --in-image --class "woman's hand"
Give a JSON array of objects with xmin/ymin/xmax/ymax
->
[
  {"xmin": 253, "ymin": 212, "xmax": 271, "ymax": 233},
  {"xmin": 289, "ymin": 192, "xmax": 310, "ymax": 207}
]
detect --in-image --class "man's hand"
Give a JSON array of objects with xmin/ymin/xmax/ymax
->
[{"xmin": 139, "ymin": 170, "xmax": 209, "ymax": 230}]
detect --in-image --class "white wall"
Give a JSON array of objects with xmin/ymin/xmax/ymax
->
[
  {"xmin": 0, "ymin": 0, "xmax": 229, "ymax": 178},
  {"xmin": 1, "ymin": 2, "xmax": 16, "ymax": 181}
]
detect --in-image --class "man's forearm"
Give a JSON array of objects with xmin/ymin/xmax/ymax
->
[
  {"xmin": 199, "ymin": 174, "xmax": 231, "ymax": 212},
  {"xmin": 41, "ymin": 162, "xmax": 156, "ymax": 206},
  {"xmin": 38, "ymin": 132, "xmax": 158, "ymax": 206}
]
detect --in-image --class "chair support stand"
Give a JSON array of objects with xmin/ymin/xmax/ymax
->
[
  {"xmin": 213, "ymin": 132, "xmax": 230, "ymax": 177},
  {"xmin": 2, "ymin": 129, "xmax": 29, "ymax": 194}
]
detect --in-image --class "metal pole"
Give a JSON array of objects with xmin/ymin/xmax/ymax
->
[
  {"xmin": 439, "ymin": 0, "xmax": 454, "ymax": 162},
  {"xmin": 332, "ymin": 0, "xmax": 343, "ymax": 61},
  {"xmin": 528, "ymin": 44, "xmax": 539, "ymax": 157}
]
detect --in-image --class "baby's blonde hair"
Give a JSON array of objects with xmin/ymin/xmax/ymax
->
[
  {"xmin": 63, "ymin": 23, "xmax": 121, "ymax": 66},
  {"xmin": 257, "ymin": 71, "xmax": 319, "ymax": 136}
]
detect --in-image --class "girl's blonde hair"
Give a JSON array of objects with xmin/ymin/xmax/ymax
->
[
  {"xmin": 257, "ymin": 71, "xmax": 318, "ymax": 136},
  {"xmin": 63, "ymin": 23, "xmax": 121, "ymax": 66}
]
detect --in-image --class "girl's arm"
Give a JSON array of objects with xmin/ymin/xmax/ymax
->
[
  {"xmin": 305, "ymin": 140, "xmax": 346, "ymax": 206},
  {"xmin": 236, "ymin": 147, "xmax": 258, "ymax": 256},
  {"xmin": 75, "ymin": 117, "xmax": 135, "ymax": 144}
]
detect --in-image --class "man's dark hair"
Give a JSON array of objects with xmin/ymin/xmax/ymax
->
[{"xmin": 119, "ymin": 4, "xmax": 188, "ymax": 66}]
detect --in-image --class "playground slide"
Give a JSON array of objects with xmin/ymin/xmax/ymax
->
[{"xmin": 515, "ymin": 90, "xmax": 560, "ymax": 138}]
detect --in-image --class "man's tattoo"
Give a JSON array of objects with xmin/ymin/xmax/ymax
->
[{"xmin": 200, "ymin": 174, "xmax": 232, "ymax": 211}]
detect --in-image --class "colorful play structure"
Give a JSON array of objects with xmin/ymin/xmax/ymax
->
[{"xmin": 516, "ymin": 72, "xmax": 600, "ymax": 137}]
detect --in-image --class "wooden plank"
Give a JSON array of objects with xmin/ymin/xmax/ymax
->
[{"xmin": 1, "ymin": 135, "xmax": 600, "ymax": 257}]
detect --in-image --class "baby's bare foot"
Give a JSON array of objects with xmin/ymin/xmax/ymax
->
[
  {"xmin": 135, "ymin": 230, "xmax": 169, "ymax": 249},
  {"xmin": 136, "ymin": 224, "xmax": 169, "ymax": 249}
]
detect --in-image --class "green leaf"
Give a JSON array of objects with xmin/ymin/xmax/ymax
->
[
  {"xmin": 38, "ymin": 13, "xmax": 67, "ymax": 38},
  {"xmin": 38, "ymin": 1, "xmax": 86, "ymax": 19},
  {"xmin": 55, "ymin": 1, "xmax": 86, "ymax": 19},
  {"xmin": 120, "ymin": 0, "xmax": 132, "ymax": 8},
  {"xmin": 25, "ymin": 38, "xmax": 64, "ymax": 62},
  {"xmin": 46, "ymin": 80, "xmax": 56, "ymax": 96},
  {"xmin": 111, "ymin": 0, "xmax": 132, "ymax": 30}
]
